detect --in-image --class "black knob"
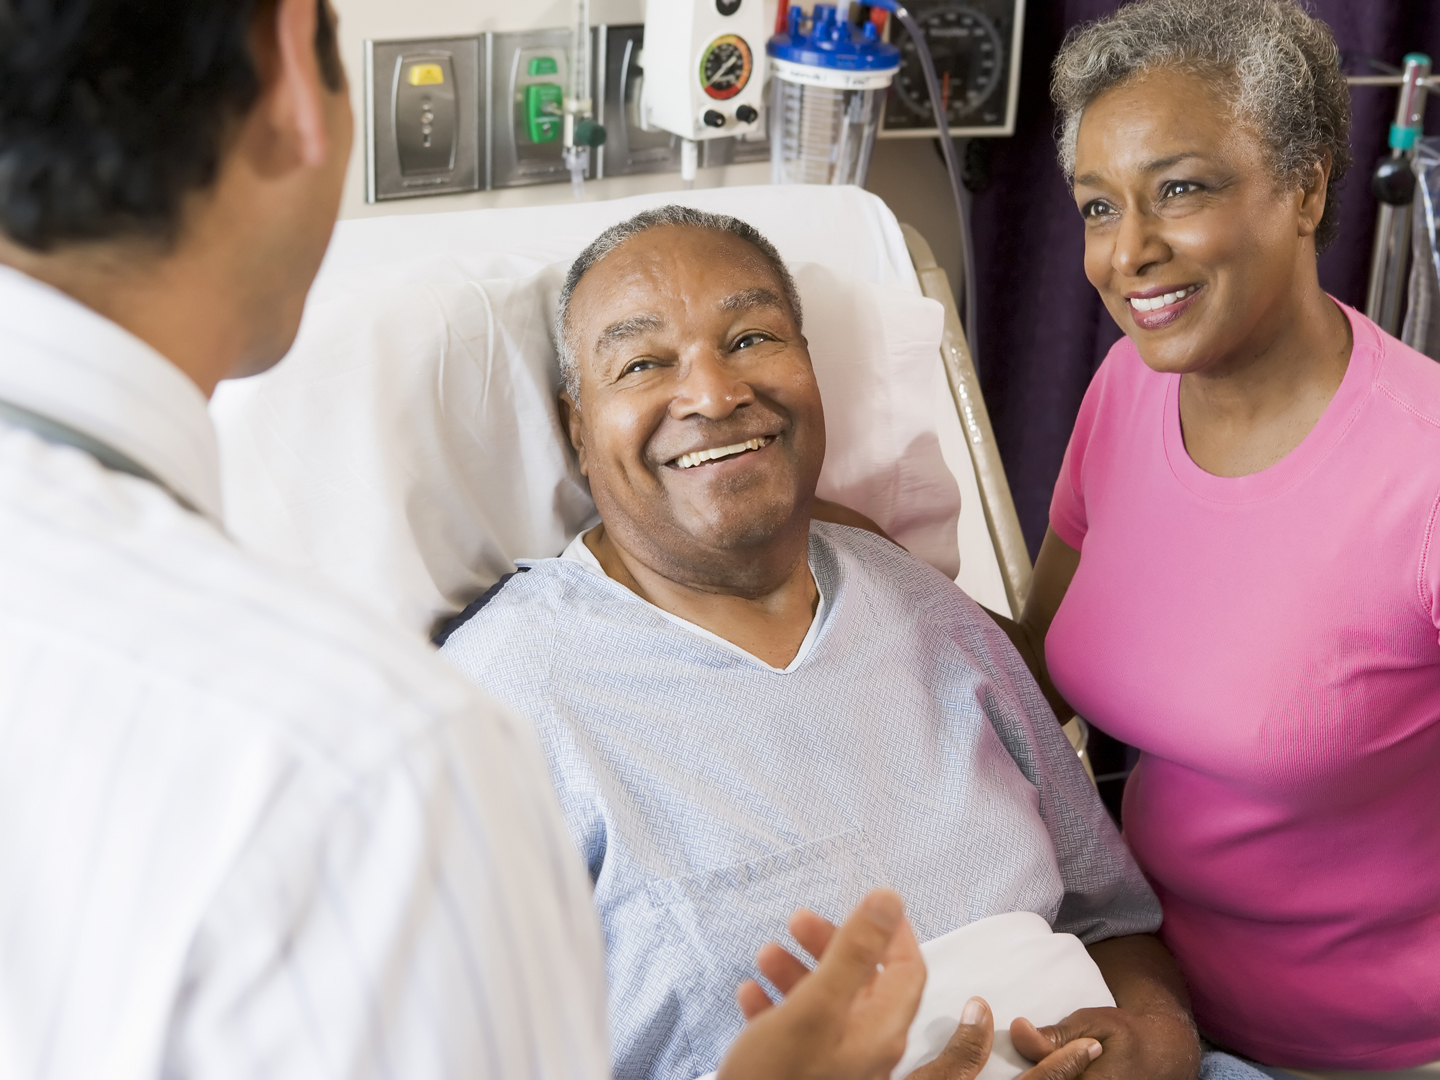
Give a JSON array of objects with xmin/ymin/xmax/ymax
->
[
  {"xmin": 716, "ymin": 0, "xmax": 741, "ymax": 13},
  {"xmin": 735, "ymin": 104, "xmax": 759, "ymax": 124},
  {"xmin": 703, "ymin": 110, "xmax": 726, "ymax": 128},
  {"xmin": 1373, "ymin": 156, "xmax": 1417, "ymax": 206}
]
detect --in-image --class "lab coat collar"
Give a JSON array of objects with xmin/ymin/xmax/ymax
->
[{"xmin": 0, "ymin": 264, "xmax": 223, "ymax": 523}]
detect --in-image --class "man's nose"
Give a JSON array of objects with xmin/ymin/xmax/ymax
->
[{"xmin": 669, "ymin": 349, "xmax": 755, "ymax": 420}]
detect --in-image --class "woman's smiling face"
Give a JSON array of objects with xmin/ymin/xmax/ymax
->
[{"xmin": 1072, "ymin": 65, "xmax": 1327, "ymax": 376}]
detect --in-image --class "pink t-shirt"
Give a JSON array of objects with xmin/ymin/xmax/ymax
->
[{"xmin": 1047, "ymin": 304, "xmax": 1440, "ymax": 1069}]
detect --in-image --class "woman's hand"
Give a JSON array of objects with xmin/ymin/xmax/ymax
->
[
  {"xmin": 723, "ymin": 893, "xmax": 1106, "ymax": 1080},
  {"xmin": 1011, "ymin": 934, "xmax": 1201, "ymax": 1080}
]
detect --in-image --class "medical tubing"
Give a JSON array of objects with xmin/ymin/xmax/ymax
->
[{"xmin": 866, "ymin": 0, "xmax": 978, "ymax": 362}]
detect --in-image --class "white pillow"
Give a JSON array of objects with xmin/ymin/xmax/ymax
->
[{"xmin": 212, "ymin": 253, "xmax": 960, "ymax": 635}]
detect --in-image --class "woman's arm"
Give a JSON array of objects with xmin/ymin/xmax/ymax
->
[{"xmin": 987, "ymin": 527, "xmax": 1082, "ymax": 722}]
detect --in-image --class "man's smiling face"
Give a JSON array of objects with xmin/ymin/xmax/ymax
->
[{"xmin": 562, "ymin": 224, "xmax": 824, "ymax": 589}]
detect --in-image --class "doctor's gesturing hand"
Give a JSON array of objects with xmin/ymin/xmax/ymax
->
[{"xmin": 723, "ymin": 889, "xmax": 1103, "ymax": 1080}]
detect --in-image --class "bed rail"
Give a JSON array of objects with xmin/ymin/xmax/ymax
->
[{"xmin": 901, "ymin": 223, "xmax": 1033, "ymax": 617}]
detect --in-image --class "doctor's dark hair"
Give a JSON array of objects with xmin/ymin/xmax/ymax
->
[
  {"xmin": 0, "ymin": 0, "xmax": 344, "ymax": 252},
  {"xmin": 555, "ymin": 205, "xmax": 803, "ymax": 401},
  {"xmin": 1051, "ymin": 0, "xmax": 1351, "ymax": 252}
]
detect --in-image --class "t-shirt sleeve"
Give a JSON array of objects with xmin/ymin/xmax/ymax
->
[
  {"xmin": 1425, "ymin": 487, "xmax": 1440, "ymax": 645},
  {"xmin": 1048, "ymin": 352, "xmax": 1117, "ymax": 552}
]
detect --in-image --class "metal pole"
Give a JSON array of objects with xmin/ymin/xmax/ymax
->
[{"xmin": 1366, "ymin": 54, "xmax": 1431, "ymax": 334}]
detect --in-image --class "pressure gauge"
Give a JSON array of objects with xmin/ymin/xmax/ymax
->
[
  {"xmin": 700, "ymin": 34, "xmax": 753, "ymax": 100},
  {"xmin": 880, "ymin": 0, "xmax": 1024, "ymax": 138},
  {"xmin": 893, "ymin": 7, "xmax": 1002, "ymax": 121}
]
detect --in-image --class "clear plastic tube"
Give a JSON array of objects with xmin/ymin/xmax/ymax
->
[
  {"xmin": 564, "ymin": 0, "xmax": 592, "ymax": 200},
  {"xmin": 868, "ymin": 0, "xmax": 979, "ymax": 364},
  {"xmin": 570, "ymin": 0, "xmax": 590, "ymax": 115}
]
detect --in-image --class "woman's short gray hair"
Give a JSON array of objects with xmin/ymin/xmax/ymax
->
[
  {"xmin": 1051, "ymin": 0, "xmax": 1351, "ymax": 250},
  {"xmin": 555, "ymin": 204, "xmax": 803, "ymax": 400}
]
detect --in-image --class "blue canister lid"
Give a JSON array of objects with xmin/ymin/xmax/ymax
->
[{"xmin": 767, "ymin": 4, "xmax": 901, "ymax": 71}]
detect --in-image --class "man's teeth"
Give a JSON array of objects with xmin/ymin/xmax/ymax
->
[
  {"xmin": 674, "ymin": 436, "xmax": 772, "ymax": 469},
  {"xmin": 1128, "ymin": 285, "xmax": 1200, "ymax": 312}
]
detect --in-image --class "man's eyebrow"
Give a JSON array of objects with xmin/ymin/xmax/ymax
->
[
  {"xmin": 719, "ymin": 287, "xmax": 786, "ymax": 314},
  {"xmin": 594, "ymin": 312, "xmax": 664, "ymax": 354},
  {"xmin": 1075, "ymin": 152, "xmax": 1205, "ymax": 188}
]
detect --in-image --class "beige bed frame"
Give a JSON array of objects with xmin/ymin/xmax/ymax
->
[{"xmin": 901, "ymin": 224, "xmax": 1034, "ymax": 618}]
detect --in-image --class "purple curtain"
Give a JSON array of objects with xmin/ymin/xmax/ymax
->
[{"xmin": 969, "ymin": 0, "xmax": 1440, "ymax": 558}]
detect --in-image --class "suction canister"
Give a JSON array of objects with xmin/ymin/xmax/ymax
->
[{"xmin": 767, "ymin": 5, "xmax": 900, "ymax": 186}]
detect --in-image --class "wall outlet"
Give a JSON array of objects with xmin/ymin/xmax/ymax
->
[
  {"xmin": 491, "ymin": 28, "xmax": 595, "ymax": 189},
  {"xmin": 365, "ymin": 36, "xmax": 483, "ymax": 201}
]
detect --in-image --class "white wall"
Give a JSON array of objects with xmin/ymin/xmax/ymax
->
[{"xmin": 332, "ymin": 0, "xmax": 781, "ymax": 220}]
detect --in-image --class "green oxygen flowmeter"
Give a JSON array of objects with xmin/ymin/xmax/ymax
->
[{"xmin": 525, "ymin": 56, "xmax": 563, "ymax": 143}]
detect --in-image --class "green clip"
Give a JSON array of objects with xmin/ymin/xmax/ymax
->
[
  {"xmin": 528, "ymin": 56, "xmax": 559, "ymax": 76},
  {"xmin": 526, "ymin": 83, "xmax": 563, "ymax": 143}
]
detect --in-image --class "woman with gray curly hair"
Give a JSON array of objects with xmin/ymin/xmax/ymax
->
[{"xmin": 994, "ymin": 0, "xmax": 1440, "ymax": 1076}]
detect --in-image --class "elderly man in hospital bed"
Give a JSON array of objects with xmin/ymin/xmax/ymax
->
[{"xmin": 438, "ymin": 205, "xmax": 1215, "ymax": 1080}]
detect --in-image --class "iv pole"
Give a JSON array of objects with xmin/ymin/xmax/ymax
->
[{"xmin": 1356, "ymin": 57, "xmax": 1434, "ymax": 335}]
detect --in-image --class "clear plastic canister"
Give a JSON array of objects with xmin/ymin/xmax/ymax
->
[
  {"xmin": 766, "ymin": 5, "xmax": 900, "ymax": 187},
  {"xmin": 770, "ymin": 74, "xmax": 888, "ymax": 186}
]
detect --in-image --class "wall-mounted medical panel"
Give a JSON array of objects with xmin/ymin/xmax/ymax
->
[
  {"xmin": 594, "ymin": 25, "xmax": 767, "ymax": 179},
  {"xmin": 595, "ymin": 25, "xmax": 682, "ymax": 178},
  {"xmin": 880, "ymin": 0, "xmax": 1025, "ymax": 138},
  {"xmin": 365, "ymin": 37, "xmax": 483, "ymax": 202},
  {"xmin": 491, "ymin": 29, "xmax": 593, "ymax": 189}
]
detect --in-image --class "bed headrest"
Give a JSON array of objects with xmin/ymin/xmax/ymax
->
[{"xmin": 211, "ymin": 186, "xmax": 964, "ymax": 635}]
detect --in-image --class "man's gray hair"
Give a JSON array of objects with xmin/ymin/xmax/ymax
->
[
  {"xmin": 1051, "ymin": 0, "xmax": 1351, "ymax": 250},
  {"xmin": 554, "ymin": 205, "xmax": 803, "ymax": 400}
]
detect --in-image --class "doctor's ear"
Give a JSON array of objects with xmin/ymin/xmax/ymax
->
[{"xmin": 558, "ymin": 390, "xmax": 588, "ymax": 476}]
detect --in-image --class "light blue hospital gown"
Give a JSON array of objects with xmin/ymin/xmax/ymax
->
[{"xmin": 442, "ymin": 523, "xmax": 1258, "ymax": 1080}]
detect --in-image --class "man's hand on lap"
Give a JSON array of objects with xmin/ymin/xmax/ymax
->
[{"xmin": 1011, "ymin": 934, "xmax": 1200, "ymax": 1080}]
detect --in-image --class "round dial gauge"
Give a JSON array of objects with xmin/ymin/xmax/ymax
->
[
  {"xmin": 699, "ymin": 34, "xmax": 753, "ymax": 101},
  {"xmin": 893, "ymin": 6, "xmax": 1004, "ymax": 124}
]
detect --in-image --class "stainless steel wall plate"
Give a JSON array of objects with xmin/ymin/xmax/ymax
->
[{"xmin": 366, "ymin": 36, "xmax": 483, "ymax": 201}]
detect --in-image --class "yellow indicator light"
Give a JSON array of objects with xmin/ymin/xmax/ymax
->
[{"xmin": 407, "ymin": 63, "xmax": 446, "ymax": 87}]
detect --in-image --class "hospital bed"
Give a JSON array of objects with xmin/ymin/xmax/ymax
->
[{"xmin": 211, "ymin": 184, "xmax": 1034, "ymax": 636}]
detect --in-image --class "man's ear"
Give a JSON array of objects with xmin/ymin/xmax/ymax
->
[
  {"xmin": 1296, "ymin": 151, "xmax": 1330, "ymax": 240},
  {"xmin": 247, "ymin": 0, "xmax": 333, "ymax": 172},
  {"xmin": 559, "ymin": 390, "xmax": 588, "ymax": 477}
]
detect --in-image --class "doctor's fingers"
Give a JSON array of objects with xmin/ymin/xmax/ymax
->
[
  {"xmin": 789, "ymin": 906, "xmax": 840, "ymax": 960},
  {"xmin": 756, "ymin": 941, "xmax": 813, "ymax": 998},
  {"xmin": 738, "ymin": 977, "xmax": 776, "ymax": 1020},
  {"xmin": 739, "ymin": 891, "xmax": 920, "ymax": 1023}
]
